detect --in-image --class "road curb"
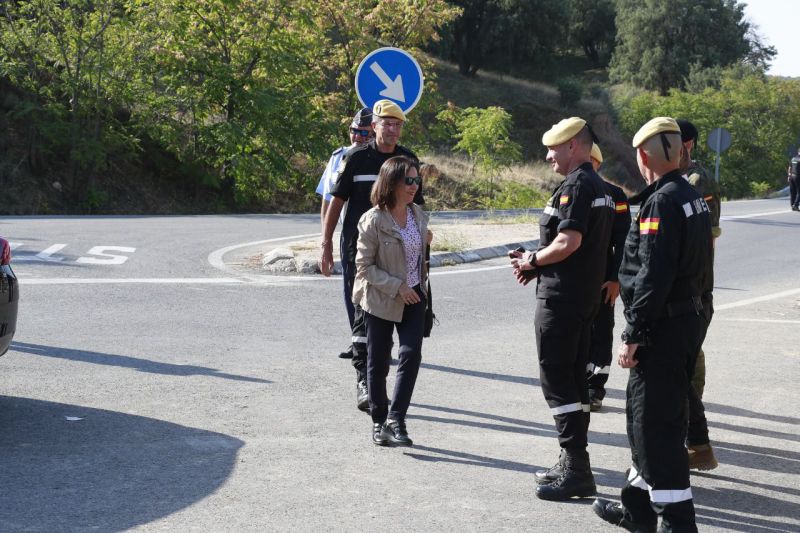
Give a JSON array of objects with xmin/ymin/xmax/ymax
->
[{"xmin": 429, "ymin": 240, "xmax": 539, "ymax": 268}]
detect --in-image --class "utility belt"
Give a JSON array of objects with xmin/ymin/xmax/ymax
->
[{"xmin": 662, "ymin": 294, "xmax": 713, "ymax": 321}]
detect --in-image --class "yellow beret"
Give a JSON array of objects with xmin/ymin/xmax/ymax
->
[
  {"xmin": 372, "ymin": 99, "xmax": 405, "ymax": 121},
  {"xmin": 632, "ymin": 117, "xmax": 681, "ymax": 148},
  {"xmin": 590, "ymin": 143, "xmax": 603, "ymax": 163},
  {"xmin": 542, "ymin": 117, "xmax": 586, "ymax": 146}
]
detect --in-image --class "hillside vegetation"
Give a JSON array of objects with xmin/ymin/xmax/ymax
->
[{"xmin": 1, "ymin": 1, "xmax": 796, "ymax": 215}]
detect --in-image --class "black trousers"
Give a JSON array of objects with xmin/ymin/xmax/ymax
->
[
  {"xmin": 365, "ymin": 287, "xmax": 426, "ymax": 424},
  {"xmin": 535, "ymin": 298, "xmax": 597, "ymax": 449},
  {"xmin": 342, "ymin": 254, "xmax": 367, "ymax": 381},
  {"xmin": 687, "ymin": 378, "xmax": 710, "ymax": 446},
  {"xmin": 587, "ymin": 290, "xmax": 615, "ymax": 400},
  {"xmin": 790, "ymin": 176, "xmax": 799, "ymax": 208},
  {"xmin": 620, "ymin": 312, "xmax": 709, "ymax": 533}
]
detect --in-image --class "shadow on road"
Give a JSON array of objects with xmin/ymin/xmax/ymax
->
[
  {"xmin": 408, "ymin": 402, "xmax": 629, "ymax": 449},
  {"xmin": 419, "ymin": 362, "xmax": 539, "ymax": 386},
  {"xmin": 694, "ymin": 485, "xmax": 800, "ymax": 532},
  {"xmin": 726, "ymin": 218, "xmax": 800, "ymax": 228},
  {"xmin": 0, "ymin": 396, "xmax": 243, "ymax": 531},
  {"xmin": 10, "ymin": 341, "xmax": 271, "ymax": 384}
]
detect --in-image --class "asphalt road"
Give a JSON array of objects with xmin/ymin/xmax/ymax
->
[{"xmin": 0, "ymin": 198, "xmax": 798, "ymax": 532}]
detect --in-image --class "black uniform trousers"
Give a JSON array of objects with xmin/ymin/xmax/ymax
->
[
  {"xmin": 587, "ymin": 288, "xmax": 615, "ymax": 400},
  {"xmin": 535, "ymin": 298, "xmax": 597, "ymax": 449},
  {"xmin": 789, "ymin": 176, "xmax": 799, "ymax": 208},
  {"xmin": 365, "ymin": 287, "xmax": 426, "ymax": 424},
  {"xmin": 341, "ymin": 236, "xmax": 368, "ymax": 382},
  {"xmin": 621, "ymin": 312, "xmax": 710, "ymax": 533}
]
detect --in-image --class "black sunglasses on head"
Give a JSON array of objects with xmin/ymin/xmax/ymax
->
[
  {"xmin": 350, "ymin": 128, "xmax": 371, "ymax": 137},
  {"xmin": 404, "ymin": 176, "xmax": 421, "ymax": 185}
]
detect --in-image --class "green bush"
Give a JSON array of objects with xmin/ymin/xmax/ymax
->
[
  {"xmin": 749, "ymin": 181, "xmax": 771, "ymax": 198},
  {"xmin": 557, "ymin": 77, "xmax": 584, "ymax": 106},
  {"xmin": 438, "ymin": 106, "xmax": 523, "ymax": 176}
]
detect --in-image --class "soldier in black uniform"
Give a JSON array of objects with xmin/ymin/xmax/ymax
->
[
  {"xmin": 510, "ymin": 117, "xmax": 614, "ymax": 501},
  {"xmin": 593, "ymin": 117, "xmax": 713, "ymax": 533},
  {"xmin": 586, "ymin": 144, "xmax": 631, "ymax": 412},
  {"xmin": 677, "ymin": 119, "xmax": 718, "ymax": 472},
  {"xmin": 320, "ymin": 100, "xmax": 423, "ymax": 412},
  {"xmin": 789, "ymin": 149, "xmax": 800, "ymax": 211}
]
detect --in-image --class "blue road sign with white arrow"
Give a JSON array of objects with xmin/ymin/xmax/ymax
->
[{"xmin": 355, "ymin": 47, "xmax": 424, "ymax": 114}]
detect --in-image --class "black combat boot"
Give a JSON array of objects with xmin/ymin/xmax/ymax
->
[
  {"xmin": 535, "ymin": 448, "xmax": 596, "ymax": 501},
  {"xmin": 592, "ymin": 499, "xmax": 657, "ymax": 533},
  {"xmin": 534, "ymin": 448, "xmax": 565, "ymax": 485},
  {"xmin": 372, "ymin": 423, "xmax": 389, "ymax": 446}
]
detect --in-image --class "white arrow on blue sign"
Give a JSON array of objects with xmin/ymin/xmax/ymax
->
[{"xmin": 355, "ymin": 47, "xmax": 424, "ymax": 114}]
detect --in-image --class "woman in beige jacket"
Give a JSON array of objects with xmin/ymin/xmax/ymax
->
[{"xmin": 353, "ymin": 156, "xmax": 431, "ymax": 447}]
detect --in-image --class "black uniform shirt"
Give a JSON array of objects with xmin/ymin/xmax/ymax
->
[
  {"xmin": 619, "ymin": 170, "xmax": 714, "ymax": 342},
  {"xmin": 604, "ymin": 181, "xmax": 631, "ymax": 283},
  {"xmin": 536, "ymin": 162, "xmax": 615, "ymax": 306},
  {"xmin": 330, "ymin": 140, "xmax": 422, "ymax": 262},
  {"xmin": 790, "ymin": 155, "xmax": 800, "ymax": 177}
]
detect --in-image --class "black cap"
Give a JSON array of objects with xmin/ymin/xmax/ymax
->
[
  {"xmin": 676, "ymin": 119, "xmax": 698, "ymax": 143},
  {"xmin": 351, "ymin": 107, "xmax": 372, "ymax": 128}
]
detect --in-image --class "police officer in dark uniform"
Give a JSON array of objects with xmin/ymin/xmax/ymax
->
[
  {"xmin": 320, "ymin": 100, "xmax": 423, "ymax": 412},
  {"xmin": 586, "ymin": 144, "xmax": 631, "ymax": 412},
  {"xmin": 789, "ymin": 149, "xmax": 800, "ymax": 211},
  {"xmin": 510, "ymin": 117, "xmax": 614, "ymax": 501},
  {"xmin": 593, "ymin": 117, "xmax": 713, "ymax": 533}
]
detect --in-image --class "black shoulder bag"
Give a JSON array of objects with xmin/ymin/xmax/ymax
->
[{"xmin": 423, "ymin": 244, "xmax": 438, "ymax": 337}]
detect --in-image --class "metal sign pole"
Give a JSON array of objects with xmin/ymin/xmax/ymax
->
[{"xmin": 714, "ymin": 134, "xmax": 721, "ymax": 183}]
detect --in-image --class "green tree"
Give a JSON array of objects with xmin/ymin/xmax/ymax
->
[
  {"xmin": 433, "ymin": 0, "xmax": 568, "ymax": 77},
  {"xmin": 567, "ymin": 0, "xmax": 615, "ymax": 66},
  {"xmin": 614, "ymin": 70, "xmax": 800, "ymax": 198},
  {"xmin": 609, "ymin": 0, "xmax": 773, "ymax": 95},
  {"xmin": 0, "ymin": 0, "xmax": 135, "ymax": 208}
]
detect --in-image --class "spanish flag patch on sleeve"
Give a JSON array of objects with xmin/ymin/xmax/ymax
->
[
  {"xmin": 615, "ymin": 202, "xmax": 629, "ymax": 213},
  {"xmin": 639, "ymin": 217, "xmax": 660, "ymax": 234},
  {"xmin": 559, "ymin": 195, "xmax": 570, "ymax": 205}
]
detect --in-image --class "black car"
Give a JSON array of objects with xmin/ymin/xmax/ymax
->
[{"xmin": 0, "ymin": 237, "xmax": 18, "ymax": 355}]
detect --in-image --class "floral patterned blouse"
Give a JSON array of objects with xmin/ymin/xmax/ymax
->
[{"xmin": 392, "ymin": 206, "xmax": 422, "ymax": 288}]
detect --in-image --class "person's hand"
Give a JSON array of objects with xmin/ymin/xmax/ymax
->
[
  {"xmin": 513, "ymin": 266, "xmax": 536, "ymax": 286},
  {"xmin": 509, "ymin": 250, "xmax": 536, "ymax": 272},
  {"xmin": 618, "ymin": 342, "xmax": 639, "ymax": 368},
  {"xmin": 319, "ymin": 241, "xmax": 334, "ymax": 277},
  {"xmin": 601, "ymin": 281, "xmax": 620, "ymax": 305},
  {"xmin": 427, "ymin": 229, "xmax": 433, "ymax": 245},
  {"xmin": 398, "ymin": 284, "xmax": 421, "ymax": 305}
]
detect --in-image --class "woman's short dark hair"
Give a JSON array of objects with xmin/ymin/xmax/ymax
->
[{"xmin": 370, "ymin": 156, "xmax": 419, "ymax": 209}]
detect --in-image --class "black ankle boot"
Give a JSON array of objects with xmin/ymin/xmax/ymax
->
[
  {"xmin": 535, "ymin": 448, "xmax": 596, "ymax": 501},
  {"xmin": 535, "ymin": 448, "xmax": 566, "ymax": 485},
  {"xmin": 382, "ymin": 419, "xmax": 413, "ymax": 446},
  {"xmin": 592, "ymin": 499, "xmax": 656, "ymax": 532},
  {"xmin": 372, "ymin": 423, "xmax": 389, "ymax": 446}
]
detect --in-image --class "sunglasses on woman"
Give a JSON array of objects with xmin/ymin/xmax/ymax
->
[
  {"xmin": 404, "ymin": 176, "xmax": 422, "ymax": 185},
  {"xmin": 350, "ymin": 128, "xmax": 371, "ymax": 137}
]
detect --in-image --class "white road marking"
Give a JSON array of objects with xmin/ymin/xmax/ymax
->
[
  {"xmin": 76, "ymin": 246, "xmax": 137, "ymax": 265},
  {"xmin": 715, "ymin": 288, "xmax": 800, "ymax": 311},
  {"xmin": 721, "ymin": 209, "xmax": 791, "ymax": 220},
  {"xmin": 19, "ymin": 278, "xmax": 242, "ymax": 285},
  {"xmin": 430, "ymin": 264, "xmax": 509, "ymax": 277},
  {"xmin": 715, "ymin": 318, "xmax": 800, "ymax": 325},
  {"xmin": 207, "ymin": 233, "xmax": 320, "ymax": 277},
  {"xmin": 36, "ymin": 244, "xmax": 67, "ymax": 262}
]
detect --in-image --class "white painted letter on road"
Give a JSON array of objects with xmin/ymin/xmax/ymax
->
[{"xmin": 76, "ymin": 246, "xmax": 137, "ymax": 265}]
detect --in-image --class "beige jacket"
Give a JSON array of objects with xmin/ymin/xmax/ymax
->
[{"xmin": 353, "ymin": 203, "xmax": 429, "ymax": 323}]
